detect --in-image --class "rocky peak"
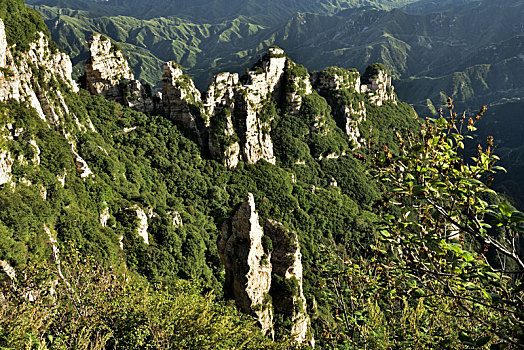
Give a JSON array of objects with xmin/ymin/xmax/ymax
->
[
  {"xmin": 85, "ymin": 34, "xmax": 133, "ymax": 95},
  {"xmin": 264, "ymin": 219, "xmax": 314, "ymax": 347},
  {"xmin": 0, "ymin": 20, "xmax": 78, "ymax": 123},
  {"xmin": 219, "ymin": 193, "xmax": 274, "ymax": 337},
  {"xmin": 206, "ymin": 72, "xmax": 241, "ymax": 168},
  {"xmin": 243, "ymin": 47, "xmax": 286, "ymax": 100},
  {"xmin": 311, "ymin": 67, "xmax": 361, "ymax": 92},
  {"xmin": 162, "ymin": 61, "xmax": 203, "ymax": 131},
  {"xmin": 285, "ymin": 61, "xmax": 313, "ymax": 115},
  {"xmin": 312, "ymin": 67, "xmax": 366, "ymax": 148},
  {"xmin": 206, "ymin": 47, "xmax": 288, "ymax": 168},
  {"xmin": 85, "ymin": 34, "xmax": 153, "ymax": 112},
  {"xmin": 219, "ymin": 194, "xmax": 313, "ymax": 345},
  {"xmin": 204, "ymin": 72, "xmax": 239, "ymax": 122},
  {"xmin": 360, "ymin": 63, "xmax": 396, "ymax": 106}
]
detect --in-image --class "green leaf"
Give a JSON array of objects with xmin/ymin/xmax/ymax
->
[
  {"xmin": 499, "ymin": 203, "xmax": 513, "ymax": 217},
  {"xmin": 459, "ymin": 331, "xmax": 473, "ymax": 343},
  {"xmin": 510, "ymin": 211, "xmax": 524, "ymax": 223},
  {"xmin": 476, "ymin": 336, "xmax": 490, "ymax": 347},
  {"xmin": 485, "ymin": 272, "xmax": 501, "ymax": 280}
]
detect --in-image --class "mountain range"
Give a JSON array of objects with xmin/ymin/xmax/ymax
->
[
  {"xmin": 27, "ymin": 0, "xmax": 524, "ymax": 205},
  {"xmin": 2, "ymin": 0, "xmax": 524, "ymax": 347}
]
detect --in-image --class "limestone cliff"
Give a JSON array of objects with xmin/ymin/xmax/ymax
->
[
  {"xmin": 85, "ymin": 34, "xmax": 153, "ymax": 113},
  {"xmin": 207, "ymin": 47, "xmax": 286, "ymax": 168},
  {"xmin": 265, "ymin": 219, "xmax": 314, "ymax": 347},
  {"xmin": 361, "ymin": 63, "xmax": 397, "ymax": 106},
  {"xmin": 0, "ymin": 19, "xmax": 78, "ymax": 124},
  {"xmin": 284, "ymin": 60, "xmax": 313, "ymax": 115},
  {"xmin": 206, "ymin": 72, "xmax": 241, "ymax": 168},
  {"xmin": 312, "ymin": 67, "xmax": 367, "ymax": 148},
  {"xmin": 219, "ymin": 194, "xmax": 313, "ymax": 345},
  {"xmin": 218, "ymin": 193, "xmax": 274, "ymax": 337},
  {"xmin": 162, "ymin": 61, "xmax": 203, "ymax": 132},
  {"xmin": 0, "ymin": 20, "xmax": 95, "ymax": 184}
]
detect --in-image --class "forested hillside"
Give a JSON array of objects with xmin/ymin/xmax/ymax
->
[
  {"xmin": 1, "ymin": 0, "xmax": 524, "ymax": 349},
  {"xmin": 27, "ymin": 0, "xmax": 524, "ymax": 210}
]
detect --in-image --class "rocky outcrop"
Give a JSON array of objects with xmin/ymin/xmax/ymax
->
[
  {"xmin": 361, "ymin": 63, "xmax": 396, "ymax": 106},
  {"xmin": 0, "ymin": 19, "xmax": 7, "ymax": 68},
  {"xmin": 219, "ymin": 193, "xmax": 274, "ymax": 337},
  {"xmin": 311, "ymin": 67, "xmax": 361, "ymax": 93},
  {"xmin": 0, "ymin": 20, "xmax": 78, "ymax": 124},
  {"xmin": 100, "ymin": 203, "xmax": 110, "ymax": 227},
  {"xmin": 131, "ymin": 205, "xmax": 149, "ymax": 245},
  {"xmin": 204, "ymin": 72, "xmax": 239, "ymax": 124},
  {"xmin": 285, "ymin": 61, "xmax": 313, "ymax": 115},
  {"xmin": 169, "ymin": 211, "xmax": 183, "ymax": 228},
  {"xmin": 85, "ymin": 34, "xmax": 153, "ymax": 113},
  {"xmin": 0, "ymin": 260, "xmax": 16, "ymax": 282},
  {"xmin": 0, "ymin": 150, "xmax": 13, "ymax": 185},
  {"xmin": 206, "ymin": 73, "xmax": 241, "ymax": 168},
  {"xmin": 265, "ymin": 219, "xmax": 313, "ymax": 347},
  {"xmin": 207, "ymin": 48, "xmax": 286, "ymax": 168},
  {"xmin": 312, "ymin": 67, "xmax": 367, "ymax": 148},
  {"xmin": 219, "ymin": 194, "xmax": 313, "ymax": 345},
  {"xmin": 162, "ymin": 61, "xmax": 203, "ymax": 131}
]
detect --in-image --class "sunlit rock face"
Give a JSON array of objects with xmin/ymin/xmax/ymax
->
[
  {"xmin": 0, "ymin": 20, "xmax": 78, "ymax": 123},
  {"xmin": 311, "ymin": 67, "xmax": 367, "ymax": 148},
  {"xmin": 219, "ymin": 193, "xmax": 274, "ymax": 337},
  {"xmin": 206, "ymin": 48, "xmax": 287, "ymax": 168},
  {"xmin": 219, "ymin": 194, "xmax": 314, "ymax": 346},
  {"xmin": 162, "ymin": 61, "xmax": 203, "ymax": 131},
  {"xmin": 360, "ymin": 64, "xmax": 397, "ymax": 106},
  {"xmin": 85, "ymin": 34, "xmax": 153, "ymax": 112}
]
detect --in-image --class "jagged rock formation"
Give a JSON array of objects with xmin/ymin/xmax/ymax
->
[
  {"xmin": 219, "ymin": 193, "xmax": 274, "ymax": 337},
  {"xmin": 265, "ymin": 219, "xmax": 313, "ymax": 347},
  {"xmin": 204, "ymin": 72, "xmax": 239, "ymax": 124},
  {"xmin": 169, "ymin": 211, "xmax": 183, "ymax": 228},
  {"xmin": 85, "ymin": 34, "xmax": 153, "ymax": 113},
  {"xmin": 285, "ymin": 60, "xmax": 313, "ymax": 115},
  {"xmin": 206, "ymin": 72, "xmax": 241, "ymax": 168},
  {"xmin": 0, "ymin": 20, "xmax": 7, "ymax": 68},
  {"xmin": 207, "ymin": 48, "xmax": 286, "ymax": 168},
  {"xmin": 219, "ymin": 194, "xmax": 313, "ymax": 345},
  {"xmin": 131, "ymin": 205, "xmax": 149, "ymax": 245},
  {"xmin": 361, "ymin": 63, "xmax": 397, "ymax": 106},
  {"xmin": 0, "ymin": 20, "xmax": 78, "ymax": 123},
  {"xmin": 311, "ymin": 67, "xmax": 361, "ymax": 92},
  {"xmin": 0, "ymin": 260, "xmax": 16, "ymax": 282},
  {"xmin": 0, "ymin": 22, "xmax": 89, "ymax": 185},
  {"xmin": 312, "ymin": 67, "xmax": 367, "ymax": 148},
  {"xmin": 162, "ymin": 61, "xmax": 203, "ymax": 132},
  {"xmin": 100, "ymin": 203, "xmax": 110, "ymax": 227},
  {"xmin": 0, "ymin": 150, "xmax": 13, "ymax": 185}
]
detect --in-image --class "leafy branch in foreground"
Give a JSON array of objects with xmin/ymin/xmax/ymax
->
[
  {"xmin": 319, "ymin": 99, "xmax": 524, "ymax": 348},
  {"xmin": 373, "ymin": 99, "xmax": 524, "ymax": 348}
]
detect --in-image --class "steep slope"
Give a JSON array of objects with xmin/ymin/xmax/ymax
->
[{"xmin": 0, "ymin": 2, "xmax": 421, "ymax": 346}]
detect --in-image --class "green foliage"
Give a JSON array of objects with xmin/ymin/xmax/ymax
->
[
  {"xmin": 318, "ymin": 100, "xmax": 524, "ymax": 348},
  {"xmin": 210, "ymin": 107, "xmax": 239, "ymax": 155},
  {"xmin": 0, "ymin": 246, "xmax": 281, "ymax": 349},
  {"xmin": 0, "ymin": 0, "xmax": 50, "ymax": 51},
  {"xmin": 361, "ymin": 63, "xmax": 388, "ymax": 83}
]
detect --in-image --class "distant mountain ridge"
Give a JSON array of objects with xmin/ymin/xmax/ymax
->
[
  {"xmin": 29, "ymin": 0, "xmax": 524, "ymax": 204},
  {"xmin": 28, "ymin": 0, "xmax": 421, "ymax": 21}
]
